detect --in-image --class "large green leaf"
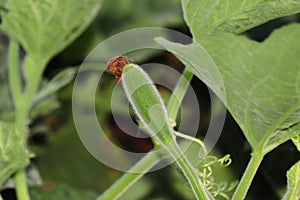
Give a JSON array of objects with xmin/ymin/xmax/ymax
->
[
  {"xmin": 156, "ymin": 23, "xmax": 300, "ymax": 153},
  {"xmin": 0, "ymin": 0, "xmax": 103, "ymax": 61},
  {"xmin": 182, "ymin": 0, "xmax": 300, "ymax": 40},
  {"xmin": 0, "ymin": 122, "xmax": 30, "ymax": 185}
]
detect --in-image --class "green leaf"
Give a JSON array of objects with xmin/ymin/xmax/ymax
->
[
  {"xmin": 30, "ymin": 96, "xmax": 60, "ymax": 119},
  {"xmin": 154, "ymin": 38, "xmax": 225, "ymax": 101},
  {"xmin": 0, "ymin": 121, "xmax": 30, "ymax": 186},
  {"xmin": 29, "ymin": 68, "xmax": 76, "ymax": 118},
  {"xmin": 283, "ymin": 161, "xmax": 300, "ymax": 200},
  {"xmin": 182, "ymin": 0, "xmax": 300, "ymax": 40},
  {"xmin": 33, "ymin": 68, "xmax": 76, "ymax": 105},
  {"xmin": 265, "ymin": 123, "xmax": 300, "ymax": 153},
  {"xmin": 156, "ymin": 23, "xmax": 300, "ymax": 154},
  {"xmin": 0, "ymin": 0, "xmax": 103, "ymax": 61}
]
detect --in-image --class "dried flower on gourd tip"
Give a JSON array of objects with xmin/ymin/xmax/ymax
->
[{"xmin": 107, "ymin": 56, "xmax": 129, "ymax": 84}]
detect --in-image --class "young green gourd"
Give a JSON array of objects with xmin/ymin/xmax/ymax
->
[{"xmin": 120, "ymin": 63, "xmax": 213, "ymax": 200}]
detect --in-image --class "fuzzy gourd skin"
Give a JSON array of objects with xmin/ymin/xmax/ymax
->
[{"xmin": 121, "ymin": 64, "xmax": 174, "ymax": 145}]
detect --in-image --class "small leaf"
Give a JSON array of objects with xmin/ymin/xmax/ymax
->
[
  {"xmin": 30, "ymin": 96, "xmax": 60, "ymax": 119},
  {"xmin": 283, "ymin": 161, "xmax": 300, "ymax": 200},
  {"xmin": 0, "ymin": 121, "xmax": 30, "ymax": 186},
  {"xmin": 33, "ymin": 68, "xmax": 76, "ymax": 104},
  {"xmin": 0, "ymin": 0, "xmax": 103, "ymax": 61},
  {"xmin": 29, "ymin": 68, "xmax": 76, "ymax": 118},
  {"xmin": 182, "ymin": 0, "xmax": 300, "ymax": 39}
]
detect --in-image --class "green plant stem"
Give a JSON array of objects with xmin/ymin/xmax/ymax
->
[
  {"xmin": 9, "ymin": 40, "xmax": 46, "ymax": 200},
  {"xmin": 9, "ymin": 39, "xmax": 31, "ymax": 200},
  {"xmin": 167, "ymin": 69, "xmax": 193, "ymax": 120},
  {"xmin": 167, "ymin": 141, "xmax": 212, "ymax": 200},
  {"xmin": 13, "ymin": 58, "xmax": 43, "ymax": 200},
  {"xmin": 8, "ymin": 39, "xmax": 22, "ymax": 102},
  {"xmin": 14, "ymin": 170, "xmax": 30, "ymax": 200},
  {"xmin": 14, "ymin": 56, "xmax": 45, "ymax": 135},
  {"xmin": 166, "ymin": 70, "xmax": 212, "ymax": 199},
  {"xmin": 23, "ymin": 56, "xmax": 45, "ymax": 111},
  {"xmin": 97, "ymin": 150, "xmax": 161, "ymax": 200},
  {"xmin": 232, "ymin": 151, "xmax": 264, "ymax": 200},
  {"xmin": 8, "ymin": 39, "xmax": 28, "ymax": 134},
  {"xmin": 97, "ymin": 69, "xmax": 194, "ymax": 199}
]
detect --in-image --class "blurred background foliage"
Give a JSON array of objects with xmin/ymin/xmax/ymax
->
[{"xmin": 0, "ymin": 0, "xmax": 300, "ymax": 199}]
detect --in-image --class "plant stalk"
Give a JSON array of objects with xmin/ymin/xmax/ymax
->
[
  {"xmin": 97, "ymin": 150, "xmax": 160, "ymax": 200},
  {"xmin": 167, "ymin": 140, "xmax": 212, "ymax": 200},
  {"xmin": 167, "ymin": 69, "xmax": 193, "ymax": 120},
  {"xmin": 9, "ymin": 40, "xmax": 46, "ymax": 200},
  {"xmin": 9, "ymin": 39, "xmax": 31, "ymax": 200},
  {"xmin": 14, "ymin": 170, "xmax": 30, "ymax": 200},
  {"xmin": 8, "ymin": 40, "xmax": 22, "ymax": 102},
  {"xmin": 232, "ymin": 151, "xmax": 264, "ymax": 200}
]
